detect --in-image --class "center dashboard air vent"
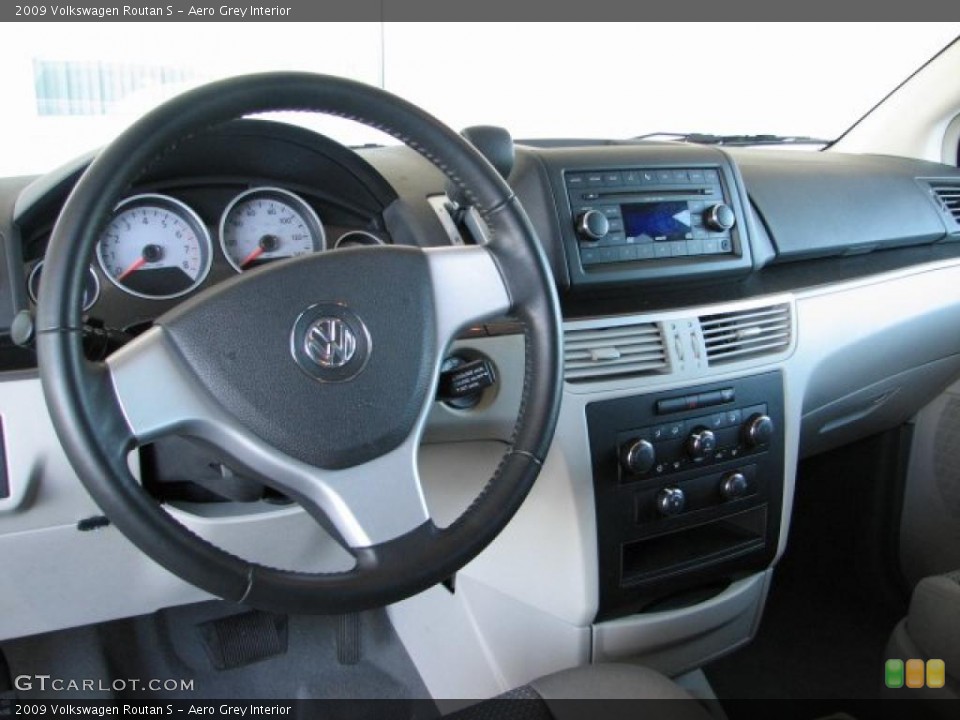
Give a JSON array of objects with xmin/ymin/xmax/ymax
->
[
  {"xmin": 700, "ymin": 304, "xmax": 792, "ymax": 366},
  {"xmin": 564, "ymin": 322, "xmax": 667, "ymax": 383},
  {"xmin": 924, "ymin": 180, "xmax": 960, "ymax": 228}
]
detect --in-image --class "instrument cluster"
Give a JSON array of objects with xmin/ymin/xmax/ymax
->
[{"xmin": 27, "ymin": 185, "xmax": 387, "ymax": 312}]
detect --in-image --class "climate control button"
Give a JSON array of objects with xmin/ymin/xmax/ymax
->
[
  {"xmin": 620, "ymin": 438, "xmax": 656, "ymax": 475},
  {"xmin": 742, "ymin": 414, "xmax": 775, "ymax": 448},
  {"xmin": 656, "ymin": 487, "xmax": 686, "ymax": 517},
  {"xmin": 720, "ymin": 471, "xmax": 749, "ymax": 501},
  {"xmin": 685, "ymin": 427, "xmax": 717, "ymax": 460}
]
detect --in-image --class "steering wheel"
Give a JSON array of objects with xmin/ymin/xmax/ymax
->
[{"xmin": 35, "ymin": 73, "xmax": 562, "ymax": 614}]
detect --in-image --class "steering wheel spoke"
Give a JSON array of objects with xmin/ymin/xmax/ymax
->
[
  {"xmin": 106, "ymin": 325, "xmax": 431, "ymax": 549},
  {"xmin": 425, "ymin": 245, "xmax": 511, "ymax": 347}
]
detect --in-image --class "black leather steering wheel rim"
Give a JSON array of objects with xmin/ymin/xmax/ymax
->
[{"xmin": 35, "ymin": 72, "xmax": 563, "ymax": 613}]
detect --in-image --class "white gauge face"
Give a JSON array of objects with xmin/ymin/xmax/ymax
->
[
  {"xmin": 96, "ymin": 194, "xmax": 212, "ymax": 300},
  {"xmin": 28, "ymin": 262, "xmax": 100, "ymax": 312},
  {"xmin": 219, "ymin": 187, "xmax": 325, "ymax": 272},
  {"xmin": 334, "ymin": 230, "xmax": 385, "ymax": 249}
]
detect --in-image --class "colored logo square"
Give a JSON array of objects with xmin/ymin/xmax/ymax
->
[
  {"xmin": 885, "ymin": 659, "xmax": 904, "ymax": 688},
  {"xmin": 927, "ymin": 659, "xmax": 946, "ymax": 689},
  {"xmin": 906, "ymin": 659, "xmax": 925, "ymax": 688}
]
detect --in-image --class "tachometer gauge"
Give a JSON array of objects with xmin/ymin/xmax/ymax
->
[
  {"xmin": 96, "ymin": 194, "xmax": 212, "ymax": 300},
  {"xmin": 219, "ymin": 187, "xmax": 325, "ymax": 272}
]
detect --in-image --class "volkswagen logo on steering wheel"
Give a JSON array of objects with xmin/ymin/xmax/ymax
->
[
  {"xmin": 304, "ymin": 317, "xmax": 357, "ymax": 369},
  {"xmin": 291, "ymin": 304, "xmax": 370, "ymax": 382}
]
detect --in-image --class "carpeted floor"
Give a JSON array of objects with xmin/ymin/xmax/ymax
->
[{"xmin": 706, "ymin": 432, "xmax": 911, "ymax": 702}]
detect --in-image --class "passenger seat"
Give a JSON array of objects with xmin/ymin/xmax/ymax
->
[{"xmin": 886, "ymin": 570, "xmax": 960, "ymax": 697}]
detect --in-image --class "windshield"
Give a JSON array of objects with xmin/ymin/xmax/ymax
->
[{"xmin": 1, "ymin": 22, "xmax": 957, "ymax": 176}]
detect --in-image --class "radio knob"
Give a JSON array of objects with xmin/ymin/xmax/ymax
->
[
  {"xmin": 685, "ymin": 427, "xmax": 717, "ymax": 460},
  {"xmin": 720, "ymin": 472, "xmax": 749, "ymax": 501},
  {"xmin": 742, "ymin": 414, "xmax": 775, "ymax": 448},
  {"xmin": 620, "ymin": 438, "xmax": 656, "ymax": 475},
  {"xmin": 704, "ymin": 203, "xmax": 736, "ymax": 231},
  {"xmin": 576, "ymin": 209, "xmax": 609, "ymax": 240},
  {"xmin": 656, "ymin": 487, "xmax": 686, "ymax": 517}
]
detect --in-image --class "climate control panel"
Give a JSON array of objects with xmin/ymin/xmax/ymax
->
[
  {"xmin": 617, "ymin": 402, "xmax": 774, "ymax": 481},
  {"xmin": 586, "ymin": 371, "xmax": 785, "ymax": 621}
]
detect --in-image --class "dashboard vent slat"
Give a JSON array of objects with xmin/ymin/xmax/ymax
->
[
  {"xmin": 564, "ymin": 322, "xmax": 667, "ymax": 383},
  {"xmin": 927, "ymin": 181, "xmax": 960, "ymax": 224},
  {"xmin": 699, "ymin": 304, "xmax": 792, "ymax": 366}
]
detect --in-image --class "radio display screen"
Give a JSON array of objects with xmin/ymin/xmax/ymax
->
[{"xmin": 621, "ymin": 201, "xmax": 692, "ymax": 242}]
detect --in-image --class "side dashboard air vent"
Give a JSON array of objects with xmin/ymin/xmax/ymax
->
[
  {"xmin": 564, "ymin": 323, "xmax": 667, "ymax": 383},
  {"xmin": 700, "ymin": 304, "xmax": 792, "ymax": 365},
  {"xmin": 926, "ymin": 180, "xmax": 960, "ymax": 225}
]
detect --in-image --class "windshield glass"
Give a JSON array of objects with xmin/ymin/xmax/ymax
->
[{"xmin": 1, "ymin": 22, "xmax": 957, "ymax": 176}]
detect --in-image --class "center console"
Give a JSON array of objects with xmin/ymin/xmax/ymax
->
[{"xmin": 587, "ymin": 371, "xmax": 785, "ymax": 621}]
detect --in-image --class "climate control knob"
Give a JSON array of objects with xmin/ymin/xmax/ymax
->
[
  {"xmin": 720, "ymin": 472, "xmax": 749, "ymax": 501},
  {"xmin": 620, "ymin": 438, "xmax": 656, "ymax": 475},
  {"xmin": 686, "ymin": 427, "xmax": 717, "ymax": 460},
  {"xmin": 703, "ymin": 203, "xmax": 736, "ymax": 231},
  {"xmin": 656, "ymin": 487, "xmax": 686, "ymax": 517},
  {"xmin": 742, "ymin": 414, "xmax": 775, "ymax": 448},
  {"xmin": 576, "ymin": 209, "xmax": 610, "ymax": 240}
]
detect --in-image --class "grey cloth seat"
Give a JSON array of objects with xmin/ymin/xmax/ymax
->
[
  {"xmin": 449, "ymin": 663, "xmax": 715, "ymax": 720},
  {"xmin": 886, "ymin": 570, "xmax": 960, "ymax": 699}
]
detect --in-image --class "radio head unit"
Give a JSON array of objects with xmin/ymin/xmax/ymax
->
[{"xmin": 557, "ymin": 159, "xmax": 754, "ymax": 288}]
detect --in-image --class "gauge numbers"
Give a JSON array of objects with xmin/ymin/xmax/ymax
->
[
  {"xmin": 220, "ymin": 187, "xmax": 325, "ymax": 272},
  {"xmin": 96, "ymin": 194, "xmax": 212, "ymax": 300}
]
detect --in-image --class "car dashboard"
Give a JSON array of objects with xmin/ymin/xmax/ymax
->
[{"xmin": 3, "ymin": 117, "xmax": 960, "ymax": 699}]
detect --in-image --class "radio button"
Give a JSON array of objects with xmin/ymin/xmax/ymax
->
[
  {"xmin": 576, "ymin": 209, "xmax": 610, "ymax": 240},
  {"xmin": 580, "ymin": 248, "xmax": 600, "ymax": 265},
  {"xmin": 704, "ymin": 203, "xmax": 736, "ymax": 231},
  {"xmin": 566, "ymin": 174, "xmax": 586, "ymax": 187},
  {"xmin": 587, "ymin": 173, "xmax": 604, "ymax": 185},
  {"xmin": 689, "ymin": 169, "xmax": 706, "ymax": 184},
  {"xmin": 598, "ymin": 247, "xmax": 618, "ymax": 263},
  {"xmin": 602, "ymin": 232, "xmax": 627, "ymax": 247},
  {"xmin": 672, "ymin": 170, "xmax": 689, "ymax": 183},
  {"xmin": 603, "ymin": 172, "xmax": 623, "ymax": 186}
]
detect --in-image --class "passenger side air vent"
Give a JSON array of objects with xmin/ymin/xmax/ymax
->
[
  {"xmin": 564, "ymin": 323, "xmax": 667, "ymax": 383},
  {"xmin": 700, "ymin": 304, "xmax": 792, "ymax": 365},
  {"xmin": 926, "ymin": 180, "xmax": 960, "ymax": 225}
]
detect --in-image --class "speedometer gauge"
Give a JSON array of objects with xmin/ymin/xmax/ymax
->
[
  {"xmin": 96, "ymin": 194, "xmax": 212, "ymax": 300},
  {"xmin": 219, "ymin": 187, "xmax": 325, "ymax": 272}
]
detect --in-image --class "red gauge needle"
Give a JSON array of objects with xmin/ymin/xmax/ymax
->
[
  {"xmin": 117, "ymin": 257, "xmax": 146, "ymax": 282},
  {"xmin": 239, "ymin": 246, "xmax": 265, "ymax": 268}
]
